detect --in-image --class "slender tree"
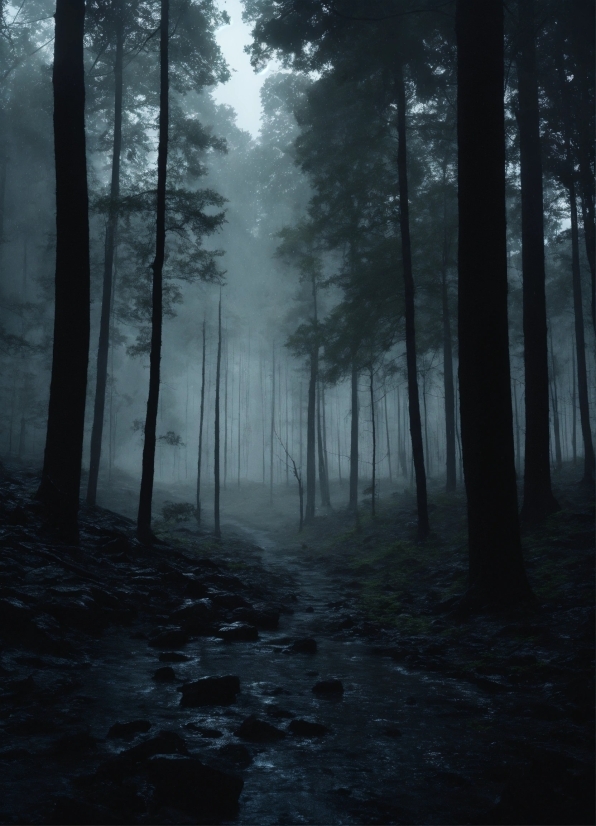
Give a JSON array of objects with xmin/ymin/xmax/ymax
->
[
  {"xmin": 87, "ymin": 0, "xmax": 124, "ymax": 507},
  {"xmin": 37, "ymin": 0, "xmax": 90, "ymax": 540},
  {"xmin": 395, "ymin": 59, "xmax": 429, "ymax": 541},
  {"xmin": 196, "ymin": 318, "xmax": 206, "ymax": 525},
  {"xmin": 456, "ymin": 0, "xmax": 531, "ymax": 602},
  {"xmin": 137, "ymin": 0, "xmax": 169, "ymax": 543},
  {"xmin": 349, "ymin": 356, "xmax": 359, "ymax": 511},
  {"xmin": 517, "ymin": 0, "xmax": 559, "ymax": 522},
  {"xmin": 214, "ymin": 293, "xmax": 222, "ymax": 538}
]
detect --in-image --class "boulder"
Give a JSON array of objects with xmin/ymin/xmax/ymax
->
[
  {"xmin": 234, "ymin": 715, "xmax": 285, "ymax": 743},
  {"xmin": 290, "ymin": 638, "xmax": 317, "ymax": 654},
  {"xmin": 312, "ymin": 678, "xmax": 343, "ymax": 696},
  {"xmin": 179, "ymin": 675, "xmax": 240, "ymax": 707},
  {"xmin": 218, "ymin": 622, "xmax": 258, "ymax": 642},
  {"xmin": 153, "ymin": 666, "xmax": 176, "ymax": 682},
  {"xmin": 288, "ymin": 719, "xmax": 330, "ymax": 737},
  {"xmin": 146, "ymin": 754, "xmax": 243, "ymax": 820},
  {"xmin": 107, "ymin": 720, "xmax": 152, "ymax": 740},
  {"xmin": 148, "ymin": 628, "xmax": 188, "ymax": 649},
  {"xmin": 232, "ymin": 606, "xmax": 279, "ymax": 630}
]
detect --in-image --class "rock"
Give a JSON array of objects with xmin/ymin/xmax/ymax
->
[
  {"xmin": 288, "ymin": 719, "xmax": 330, "ymax": 737},
  {"xmin": 185, "ymin": 723, "xmax": 223, "ymax": 738},
  {"xmin": 218, "ymin": 622, "xmax": 258, "ymax": 642},
  {"xmin": 179, "ymin": 675, "xmax": 240, "ymax": 707},
  {"xmin": 49, "ymin": 796, "xmax": 118, "ymax": 825},
  {"xmin": 153, "ymin": 666, "xmax": 176, "ymax": 682},
  {"xmin": 265, "ymin": 705, "xmax": 295, "ymax": 719},
  {"xmin": 148, "ymin": 628, "xmax": 188, "ymax": 649},
  {"xmin": 159, "ymin": 652, "xmax": 190, "ymax": 663},
  {"xmin": 234, "ymin": 715, "xmax": 285, "ymax": 742},
  {"xmin": 405, "ymin": 696, "xmax": 417, "ymax": 705},
  {"xmin": 312, "ymin": 678, "xmax": 344, "ymax": 696},
  {"xmin": 290, "ymin": 638, "xmax": 317, "ymax": 654},
  {"xmin": 51, "ymin": 731, "xmax": 98, "ymax": 756},
  {"xmin": 232, "ymin": 606, "xmax": 279, "ymax": 630},
  {"xmin": 107, "ymin": 720, "xmax": 152, "ymax": 740},
  {"xmin": 170, "ymin": 599, "xmax": 215, "ymax": 634},
  {"xmin": 383, "ymin": 725, "xmax": 403, "ymax": 738},
  {"xmin": 146, "ymin": 753, "xmax": 243, "ymax": 820},
  {"xmin": 306, "ymin": 670, "xmax": 319, "ymax": 677},
  {"xmin": 183, "ymin": 578, "xmax": 209, "ymax": 599},
  {"xmin": 217, "ymin": 743, "xmax": 252, "ymax": 767},
  {"xmin": 209, "ymin": 591, "xmax": 251, "ymax": 610},
  {"xmin": 119, "ymin": 730, "xmax": 188, "ymax": 764}
]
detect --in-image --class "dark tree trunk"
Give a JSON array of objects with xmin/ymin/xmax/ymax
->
[
  {"xmin": 384, "ymin": 390, "xmax": 392, "ymax": 484},
  {"xmin": 369, "ymin": 365, "xmax": 376, "ymax": 517},
  {"xmin": 270, "ymin": 343, "xmax": 275, "ymax": 503},
  {"xmin": 137, "ymin": 0, "xmax": 168, "ymax": 543},
  {"xmin": 316, "ymin": 379, "xmax": 330, "ymax": 507},
  {"xmin": 569, "ymin": 176, "xmax": 595, "ymax": 483},
  {"xmin": 37, "ymin": 0, "xmax": 90, "ymax": 541},
  {"xmin": 517, "ymin": 0, "xmax": 558, "ymax": 522},
  {"xmin": 196, "ymin": 319, "xmax": 206, "ymax": 525},
  {"xmin": 87, "ymin": 0, "xmax": 124, "ymax": 506},
  {"xmin": 395, "ymin": 61, "xmax": 429, "ymax": 541},
  {"xmin": 441, "ymin": 214, "xmax": 456, "ymax": 492},
  {"xmin": 571, "ymin": 337, "xmax": 577, "ymax": 464},
  {"xmin": 349, "ymin": 357, "xmax": 359, "ymax": 511},
  {"xmin": 305, "ymin": 348, "xmax": 317, "ymax": 521},
  {"xmin": 549, "ymin": 355, "xmax": 563, "ymax": 471},
  {"xmin": 578, "ymin": 192, "xmax": 595, "ymax": 336},
  {"xmin": 214, "ymin": 295, "xmax": 222, "ymax": 539},
  {"xmin": 223, "ymin": 343, "xmax": 228, "ymax": 489},
  {"xmin": 456, "ymin": 0, "xmax": 531, "ymax": 601}
]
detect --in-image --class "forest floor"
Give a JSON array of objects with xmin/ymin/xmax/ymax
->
[{"xmin": 0, "ymin": 460, "xmax": 593, "ymax": 825}]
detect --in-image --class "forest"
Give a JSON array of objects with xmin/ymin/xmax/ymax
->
[{"xmin": 0, "ymin": 0, "xmax": 594, "ymax": 824}]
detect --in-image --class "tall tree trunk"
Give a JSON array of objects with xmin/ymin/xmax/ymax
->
[
  {"xmin": 456, "ymin": 0, "xmax": 531, "ymax": 601},
  {"xmin": 37, "ymin": 0, "xmax": 90, "ymax": 541},
  {"xmin": 517, "ymin": 0, "xmax": 559, "ymax": 522},
  {"xmin": 196, "ymin": 319, "xmax": 206, "ymax": 525},
  {"xmin": 317, "ymin": 379, "xmax": 330, "ymax": 507},
  {"xmin": 569, "ymin": 176, "xmax": 595, "ymax": 483},
  {"xmin": 137, "ymin": 0, "xmax": 168, "ymax": 543},
  {"xmin": 214, "ymin": 295, "xmax": 222, "ymax": 539},
  {"xmin": 349, "ymin": 357, "xmax": 359, "ymax": 511},
  {"xmin": 384, "ymin": 390, "xmax": 392, "ymax": 484},
  {"xmin": 237, "ymin": 352, "xmax": 241, "ymax": 486},
  {"xmin": 571, "ymin": 337, "xmax": 577, "ymax": 464},
  {"xmin": 223, "ymin": 342, "xmax": 228, "ymax": 489},
  {"xmin": 305, "ymin": 348, "xmax": 317, "ymax": 521},
  {"xmin": 369, "ymin": 364, "xmax": 376, "ymax": 517},
  {"xmin": 395, "ymin": 61, "xmax": 429, "ymax": 541},
  {"xmin": 270, "ymin": 343, "xmax": 275, "ymax": 503},
  {"xmin": 441, "ymin": 223, "xmax": 456, "ymax": 492},
  {"xmin": 87, "ymin": 0, "xmax": 123, "ymax": 507}
]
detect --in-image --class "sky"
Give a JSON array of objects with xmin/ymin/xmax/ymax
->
[{"xmin": 212, "ymin": 0, "xmax": 273, "ymax": 137}]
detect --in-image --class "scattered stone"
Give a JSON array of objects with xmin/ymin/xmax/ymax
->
[
  {"xmin": 179, "ymin": 675, "xmax": 240, "ymax": 707},
  {"xmin": 384, "ymin": 725, "xmax": 403, "ymax": 738},
  {"xmin": 51, "ymin": 731, "xmax": 98, "ymax": 756},
  {"xmin": 148, "ymin": 628, "xmax": 188, "ymax": 649},
  {"xmin": 290, "ymin": 638, "xmax": 317, "ymax": 654},
  {"xmin": 153, "ymin": 666, "xmax": 176, "ymax": 682},
  {"xmin": 232, "ymin": 606, "xmax": 279, "ymax": 629},
  {"xmin": 265, "ymin": 705, "xmax": 295, "ymax": 719},
  {"xmin": 209, "ymin": 591, "xmax": 251, "ymax": 610},
  {"xmin": 405, "ymin": 696, "xmax": 417, "ymax": 705},
  {"xmin": 234, "ymin": 714, "xmax": 286, "ymax": 742},
  {"xmin": 306, "ymin": 670, "xmax": 319, "ymax": 677},
  {"xmin": 185, "ymin": 723, "xmax": 223, "ymax": 738},
  {"xmin": 118, "ymin": 730, "xmax": 188, "ymax": 764},
  {"xmin": 218, "ymin": 622, "xmax": 259, "ymax": 642},
  {"xmin": 107, "ymin": 720, "xmax": 152, "ymax": 740},
  {"xmin": 312, "ymin": 678, "xmax": 344, "ymax": 696},
  {"xmin": 288, "ymin": 719, "xmax": 330, "ymax": 737},
  {"xmin": 49, "ymin": 796, "xmax": 118, "ymax": 825},
  {"xmin": 217, "ymin": 742, "xmax": 252, "ymax": 767},
  {"xmin": 146, "ymin": 753, "xmax": 243, "ymax": 819},
  {"xmin": 159, "ymin": 651, "xmax": 190, "ymax": 663}
]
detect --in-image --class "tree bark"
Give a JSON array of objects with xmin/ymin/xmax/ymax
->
[
  {"xmin": 137, "ymin": 0, "xmax": 168, "ymax": 543},
  {"xmin": 270, "ymin": 343, "xmax": 275, "ymax": 503},
  {"xmin": 214, "ymin": 295, "xmax": 222, "ymax": 539},
  {"xmin": 384, "ymin": 389, "xmax": 392, "ymax": 484},
  {"xmin": 395, "ymin": 61, "xmax": 429, "ymax": 541},
  {"xmin": 196, "ymin": 319, "xmax": 206, "ymax": 525},
  {"xmin": 441, "ymin": 216, "xmax": 456, "ymax": 492},
  {"xmin": 317, "ymin": 378, "xmax": 330, "ymax": 507},
  {"xmin": 369, "ymin": 365, "xmax": 376, "ymax": 517},
  {"xmin": 37, "ymin": 0, "xmax": 90, "ymax": 541},
  {"xmin": 456, "ymin": 0, "xmax": 531, "ymax": 602},
  {"xmin": 349, "ymin": 357, "xmax": 359, "ymax": 511},
  {"xmin": 305, "ymin": 347, "xmax": 317, "ymax": 521},
  {"xmin": 87, "ymin": 0, "xmax": 124, "ymax": 506},
  {"xmin": 569, "ymin": 176, "xmax": 595, "ymax": 483},
  {"xmin": 517, "ymin": 0, "xmax": 559, "ymax": 522}
]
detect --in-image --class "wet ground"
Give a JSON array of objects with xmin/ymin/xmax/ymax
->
[{"xmin": 0, "ymin": 462, "xmax": 594, "ymax": 824}]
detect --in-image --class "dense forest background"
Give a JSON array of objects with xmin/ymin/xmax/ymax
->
[{"xmin": 0, "ymin": 0, "xmax": 593, "ymax": 576}]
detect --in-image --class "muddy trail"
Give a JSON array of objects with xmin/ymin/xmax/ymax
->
[{"xmin": 0, "ymin": 462, "xmax": 594, "ymax": 825}]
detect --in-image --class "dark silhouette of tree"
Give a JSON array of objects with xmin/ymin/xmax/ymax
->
[
  {"xmin": 37, "ymin": 0, "xmax": 90, "ymax": 541},
  {"xmin": 516, "ymin": 0, "xmax": 559, "ymax": 523},
  {"xmin": 456, "ymin": 0, "xmax": 531, "ymax": 602},
  {"xmin": 196, "ymin": 318, "xmax": 206, "ymax": 524},
  {"xmin": 87, "ymin": 0, "xmax": 124, "ymax": 507},
  {"xmin": 214, "ymin": 292, "xmax": 222, "ymax": 539},
  {"xmin": 137, "ymin": 0, "xmax": 169, "ymax": 544}
]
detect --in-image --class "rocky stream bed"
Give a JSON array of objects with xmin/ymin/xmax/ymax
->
[{"xmin": 0, "ymin": 462, "xmax": 593, "ymax": 824}]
